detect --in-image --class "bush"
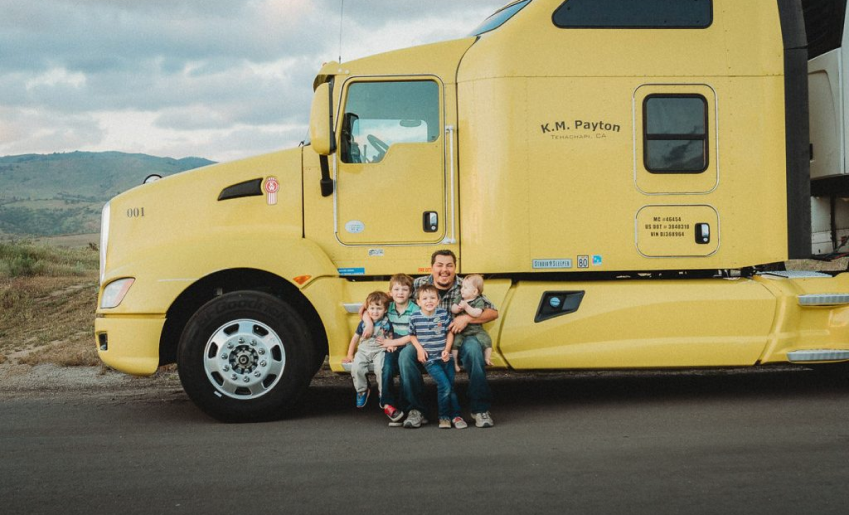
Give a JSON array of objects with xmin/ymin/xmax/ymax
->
[
  {"xmin": 0, "ymin": 241, "xmax": 97, "ymax": 278},
  {"xmin": 8, "ymin": 254, "xmax": 47, "ymax": 277}
]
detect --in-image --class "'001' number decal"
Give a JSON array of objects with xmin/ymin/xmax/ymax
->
[{"xmin": 126, "ymin": 207, "xmax": 145, "ymax": 218}]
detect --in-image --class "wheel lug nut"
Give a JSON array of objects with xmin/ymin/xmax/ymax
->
[
  {"xmin": 258, "ymin": 349, "xmax": 266, "ymax": 355},
  {"xmin": 260, "ymin": 361, "xmax": 267, "ymax": 367},
  {"xmin": 238, "ymin": 338, "xmax": 245, "ymax": 344},
  {"xmin": 254, "ymin": 371, "xmax": 261, "ymax": 378},
  {"xmin": 231, "ymin": 374, "xmax": 238, "ymax": 380},
  {"xmin": 243, "ymin": 376, "xmax": 250, "ymax": 383},
  {"xmin": 223, "ymin": 365, "xmax": 230, "ymax": 372},
  {"xmin": 250, "ymin": 340, "xmax": 257, "ymax": 346},
  {"xmin": 221, "ymin": 353, "xmax": 228, "ymax": 359},
  {"xmin": 227, "ymin": 343, "xmax": 234, "ymax": 349}
]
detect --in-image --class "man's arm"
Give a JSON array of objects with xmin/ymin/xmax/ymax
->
[{"xmin": 449, "ymin": 308, "xmax": 498, "ymax": 334}]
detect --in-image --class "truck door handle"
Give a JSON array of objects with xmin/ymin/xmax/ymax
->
[
  {"xmin": 695, "ymin": 223, "xmax": 710, "ymax": 244},
  {"xmin": 423, "ymin": 211, "xmax": 438, "ymax": 232}
]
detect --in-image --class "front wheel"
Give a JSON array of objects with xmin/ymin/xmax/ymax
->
[{"xmin": 177, "ymin": 291, "xmax": 314, "ymax": 422}]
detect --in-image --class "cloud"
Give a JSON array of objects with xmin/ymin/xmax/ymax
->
[
  {"xmin": 0, "ymin": 107, "xmax": 104, "ymax": 156},
  {"xmin": 0, "ymin": 0, "xmax": 506, "ymax": 160}
]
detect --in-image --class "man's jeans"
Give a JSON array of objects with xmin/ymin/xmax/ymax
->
[
  {"xmin": 457, "ymin": 335, "xmax": 492, "ymax": 414},
  {"xmin": 399, "ymin": 335, "xmax": 492, "ymax": 415},
  {"xmin": 423, "ymin": 358, "xmax": 461, "ymax": 420}
]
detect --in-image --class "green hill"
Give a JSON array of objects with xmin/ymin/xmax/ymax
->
[{"xmin": 0, "ymin": 151, "xmax": 215, "ymax": 237}]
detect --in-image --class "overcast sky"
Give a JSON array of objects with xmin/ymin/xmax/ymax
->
[{"xmin": 0, "ymin": 0, "xmax": 506, "ymax": 162}]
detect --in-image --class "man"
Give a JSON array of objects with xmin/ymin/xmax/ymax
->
[{"xmin": 399, "ymin": 249, "xmax": 498, "ymax": 428}]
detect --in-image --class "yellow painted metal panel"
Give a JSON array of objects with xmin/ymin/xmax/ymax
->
[
  {"xmin": 499, "ymin": 279, "xmax": 777, "ymax": 369},
  {"xmin": 95, "ymin": 316, "xmax": 165, "ymax": 376},
  {"xmin": 635, "ymin": 205, "xmax": 719, "ymax": 257}
]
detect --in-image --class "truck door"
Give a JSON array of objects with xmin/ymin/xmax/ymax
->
[
  {"xmin": 334, "ymin": 78, "xmax": 446, "ymax": 245},
  {"xmin": 633, "ymin": 84, "xmax": 720, "ymax": 258}
]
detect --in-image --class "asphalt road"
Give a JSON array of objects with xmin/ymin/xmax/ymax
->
[{"xmin": 1, "ymin": 367, "xmax": 848, "ymax": 515}]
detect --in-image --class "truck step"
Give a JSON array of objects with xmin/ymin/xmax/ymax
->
[
  {"xmin": 797, "ymin": 294, "xmax": 849, "ymax": 306},
  {"xmin": 787, "ymin": 350, "xmax": 849, "ymax": 362}
]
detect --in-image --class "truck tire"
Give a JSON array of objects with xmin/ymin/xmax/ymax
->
[{"xmin": 177, "ymin": 291, "xmax": 313, "ymax": 422}]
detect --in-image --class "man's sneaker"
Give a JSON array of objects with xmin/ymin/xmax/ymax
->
[
  {"xmin": 355, "ymin": 389, "xmax": 370, "ymax": 408},
  {"xmin": 452, "ymin": 417, "xmax": 468, "ymax": 429},
  {"xmin": 384, "ymin": 405, "xmax": 404, "ymax": 423},
  {"xmin": 439, "ymin": 418, "xmax": 451, "ymax": 429},
  {"xmin": 472, "ymin": 411, "xmax": 494, "ymax": 428},
  {"xmin": 403, "ymin": 409, "xmax": 424, "ymax": 429}
]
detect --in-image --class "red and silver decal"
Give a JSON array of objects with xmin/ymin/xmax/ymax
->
[{"xmin": 264, "ymin": 176, "xmax": 279, "ymax": 205}]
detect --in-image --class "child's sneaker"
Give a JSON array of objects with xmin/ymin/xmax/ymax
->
[
  {"xmin": 452, "ymin": 416, "xmax": 468, "ymax": 429},
  {"xmin": 355, "ymin": 389, "xmax": 370, "ymax": 408},
  {"xmin": 403, "ymin": 409, "xmax": 423, "ymax": 428},
  {"xmin": 384, "ymin": 404, "xmax": 404, "ymax": 423},
  {"xmin": 439, "ymin": 418, "xmax": 451, "ymax": 429}
]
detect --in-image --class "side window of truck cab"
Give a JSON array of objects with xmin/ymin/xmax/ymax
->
[{"xmin": 340, "ymin": 81, "xmax": 440, "ymax": 164}]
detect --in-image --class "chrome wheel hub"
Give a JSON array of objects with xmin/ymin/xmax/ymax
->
[{"xmin": 203, "ymin": 319, "xmax": 285, "ymax": 399}]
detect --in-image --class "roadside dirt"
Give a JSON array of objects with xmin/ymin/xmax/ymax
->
[
  {"xmin": 0, "ymin": 363, "xmax": 187, "ymax": 403},
  {"xmin": 0, "ymin": 363, "xmax": 361, "ymax": 403},
  {"xmin": 0, "ymin": 360, "xmax": 817, "ymax": 406}
]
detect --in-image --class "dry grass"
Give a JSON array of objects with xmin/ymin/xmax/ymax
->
[{"xmin": 0, "ymin": 241, "xmax": 99, "ymax": 367}]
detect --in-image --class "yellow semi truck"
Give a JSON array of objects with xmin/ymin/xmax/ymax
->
[{"xmin": 96, "ymin": 0, "xmax": 849, "ymax": 421}]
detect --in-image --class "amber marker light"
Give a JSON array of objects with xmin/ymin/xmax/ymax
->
[{"xmin": 293, "ymin": 275, "xmax": 312, "ymax": 286}]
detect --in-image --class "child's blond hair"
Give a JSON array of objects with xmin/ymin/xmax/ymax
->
[{"xmin": 463, "ymin": 274, "xmax": 484, "ymax": 295}]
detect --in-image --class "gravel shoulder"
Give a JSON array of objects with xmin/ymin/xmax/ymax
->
[
  {"xmin": 0, "ymin": 361, "xmax": 820, "ymax": 405},
  {"xmin": 0, "ymin": 364, "xmax": 186, "ymax": 403}
]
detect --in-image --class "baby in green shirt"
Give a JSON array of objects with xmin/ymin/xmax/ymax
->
[{"xmin": 450, "ymin": 274, "xmax": 493, "ymax": 372}]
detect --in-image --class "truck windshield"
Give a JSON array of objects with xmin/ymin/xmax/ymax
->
[{"xmin": 470, "ymin": 0, "xmax": 532, "ymax": 36}]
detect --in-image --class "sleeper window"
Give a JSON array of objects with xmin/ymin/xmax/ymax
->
[
  {"xmin": 643, "ymin": 95, "xmax": 709, "ymax": 174},
  {"xmin": 553, "ymin": 0, "xmax": 712, "ymax": 29}
]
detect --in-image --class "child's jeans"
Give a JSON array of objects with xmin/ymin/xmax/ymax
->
[
  {"xmin": 423, "ymin": 358, "xmax": 461, "ymax": 420},
  {"xmin": 380, "ymin": 347, "xmax": 403, "ymax": 408}
]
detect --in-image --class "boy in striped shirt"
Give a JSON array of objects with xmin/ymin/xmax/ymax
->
[{"xmin": 408, "ymin": 285, "xmax": 467, "ymax": 429}]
